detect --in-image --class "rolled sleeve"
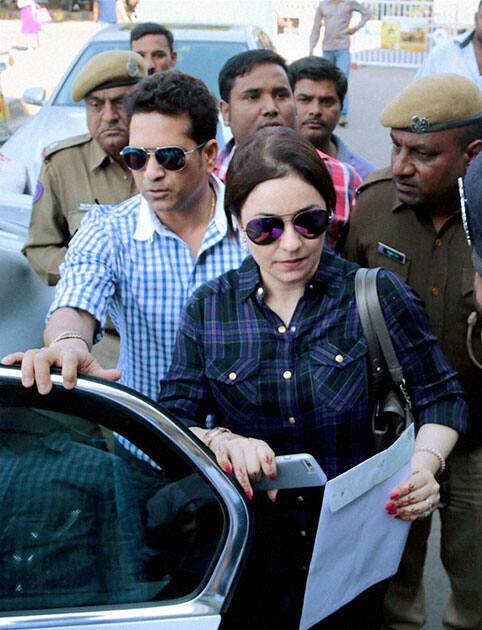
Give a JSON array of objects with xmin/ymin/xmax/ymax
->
[{"xmin": 47, "ymin": 207, "xmax": 116, "ymax": 341}]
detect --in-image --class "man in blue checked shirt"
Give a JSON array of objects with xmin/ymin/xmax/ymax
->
[{"xmin": 3, "ymin": 72, "xmax": 244, "ymax": 401}]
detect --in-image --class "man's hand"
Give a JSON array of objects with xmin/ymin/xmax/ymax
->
[{"xmin": 2, "ymin": 339, "xmax": 121, "ymax": 394}]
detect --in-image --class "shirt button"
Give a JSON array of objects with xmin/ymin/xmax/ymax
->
[
  {"xmin": 431, "ymin": 287, "xmax": 440, "ymax": 297},
  {"xmin": 228, "ymin": 372, "xmax": 237, "ymax": 381},
  {"xmin": 257, "ymin": 287, "xmax": 264, "ymax": 296},
  {"xmin": 283, "ymin": 370, "xmax": 292, "ymax": 380},
  {"xmin": 288, "ymin": 416, "xmax": 296, "ymax": 425},
  {"xmin": 335, "ymin": 354, "xmax": 344, "ymax": 364},
  {"xmin": 297, "ymin": 495, "xmax": 304, "ymax": 502},
  {"xmin": 278, "ymin": 325, "xmax": 287, "ymax": 334},
  {"xmin": 435, "ymin": 238, "xmax": 443, "ymax": 247},
  {"xmin": 300, "ymin": 530, "xmax": 307, "ymax": 537}
]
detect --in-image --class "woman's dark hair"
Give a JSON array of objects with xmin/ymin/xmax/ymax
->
[
  {"xmin": 225, "ymin": 127, "xmax": 336, "ymax": 234},
  {"xmin": 124, "ymin": 71, "xmax": 218, "ymax": 145}
]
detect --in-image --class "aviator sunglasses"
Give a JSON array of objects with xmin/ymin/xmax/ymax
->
[
  {"xmin": 244, "ymin": 206, "xmax": 332, "ymax": 246},
  {"xmin": 120, "ymin": 142, "xmax": 206, "ymax": 172}
]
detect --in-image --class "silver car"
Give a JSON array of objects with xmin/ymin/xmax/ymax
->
[
  {"xmin": 1, "ymin": 23, "xmax": 274, "ymax": 191},
  {"xmin": 0, "ymin": 364, "xmax": 250, "ymax": 628},
  {"xmin": 0, "ymin": 191, "xmax": 55, "ymax": 356}
]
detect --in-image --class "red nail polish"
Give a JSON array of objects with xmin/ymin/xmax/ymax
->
[
  {"xmin": 390, "ymin": 492, "xmax": 399, "ymax": 500},
  {"xmin": 245, "ymin": 489, "xmax": 253, "ymax": 500},
  {"xmin": 269, "ymin": 474, "xmax": 277, "ymax": 480},
  {"xmin": 394, "ymin": 515, "xmax": 402, "ymax": 520},
  {"xmin": 224, "ymin": 465, "xmax": 232, "ymax": 475},
  {"xmin": 385, "ymin": 502, "xmax": 396, "ymax": 510}
]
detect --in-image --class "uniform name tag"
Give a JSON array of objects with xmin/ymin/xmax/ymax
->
[
  {"xmin": 377, "ymin": 242, "xmax": 407, "ymax": 265},
  {"xmin": 77, "ymin": 203, "xmax": 94, "ymax": 212}
]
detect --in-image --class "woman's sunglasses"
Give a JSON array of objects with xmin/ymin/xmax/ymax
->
[
  {"xmin": 120, "ymin": 142, "xmax": 206, "ymax": 172},
  {"xmin": 244, "ymin": 207, "xmax": 332, "ymax": 246}
]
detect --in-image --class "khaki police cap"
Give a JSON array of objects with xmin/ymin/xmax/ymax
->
[
  {"xmin": 381, "ymin": 73, "xmax": 482, "ymax": 134},
  {"xmin": 72, "ymin": 50, "xmax": 147, "ymax": 102}
]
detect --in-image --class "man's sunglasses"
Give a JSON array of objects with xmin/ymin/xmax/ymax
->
[
  {"xmin": 120, "ymin": 142, "xmax": 206, "ymax": 172},
  {"xmin": 244, "ymin": 206, "xmax": 332, "ymax": 246}
]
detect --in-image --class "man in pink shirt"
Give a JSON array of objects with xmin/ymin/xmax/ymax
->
[{"xmin": 215, "ymin": 49, "xmax": 361, "ymax": 250}]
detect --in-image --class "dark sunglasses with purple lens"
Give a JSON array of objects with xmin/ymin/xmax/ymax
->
[{"xmin": 244, "ymin": 206, "xmax": 333, "ymax": 246}]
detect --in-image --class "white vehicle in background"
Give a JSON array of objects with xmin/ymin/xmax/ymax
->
[{"xmin": 1, "ymin": 22, "xmax": 274, "ymax": 192}]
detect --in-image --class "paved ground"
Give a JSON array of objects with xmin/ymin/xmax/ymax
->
[{"xmin": 0, "ymin": 18, "xmax": 451, "ymax": 628}]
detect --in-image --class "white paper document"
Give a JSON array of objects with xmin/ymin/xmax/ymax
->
[{"xmin": 300, "ymin": 424, "xmax": 415, "ymax": 629}]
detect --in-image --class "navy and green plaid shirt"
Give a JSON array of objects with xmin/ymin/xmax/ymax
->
[{"xmin": 159, "ymin": 247, "xmax": 468, "ymax": 480}]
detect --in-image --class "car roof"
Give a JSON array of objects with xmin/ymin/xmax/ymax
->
[{"xmin": 92, "ymin": 23, "xmax": 254, "ymax": 44}]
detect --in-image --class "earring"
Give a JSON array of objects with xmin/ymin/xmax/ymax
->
[{"xmin": 241, "ymin": 237, "xmax": 249, "ymax": 253}]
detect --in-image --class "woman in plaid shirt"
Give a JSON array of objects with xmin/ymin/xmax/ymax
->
[{"xmin": 159, "ymin": 127, "xmax": 467, "ymax": 628}]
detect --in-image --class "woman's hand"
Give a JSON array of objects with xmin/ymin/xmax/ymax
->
[
  {"xmin": 209, "ymin": 432, "xmax": 277, "ymax": 501},
  {"xmin": 385, "ymin": 469, "xmax": 440, "ymax": 521}
]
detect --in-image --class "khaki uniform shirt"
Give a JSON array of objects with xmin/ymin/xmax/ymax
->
[
  {"xmin": 344, "ymin": 167, "xmax": 482, "ymax": 442},
  {"xmin": 23, "ymin": 134, "xmax": 137, "ymax": 285}
]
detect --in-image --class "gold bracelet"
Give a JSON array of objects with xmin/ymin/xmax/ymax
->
[
  {"xmin": 50, "ymin": 332, "xmax": 89, "ymax": 349},
  {"xmin": 203, "ymin": 427, "xmax": 232, "ymax": 449}
]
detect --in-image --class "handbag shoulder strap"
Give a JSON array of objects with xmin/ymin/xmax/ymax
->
[
  {"xmin": 354, "ymin": 268, "xmax": 383, "ymax": 388},
  {"xmin": 355, "ymin": 268, "xmax": 411, "ymax": 406}
]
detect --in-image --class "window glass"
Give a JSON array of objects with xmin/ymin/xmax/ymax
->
[
  {"xmin": 0, "ymin": 394, "xmax": 225, "ymax": 613},
  {"xmin": 53, "ymin": 40, "xmax": 248, "ymax": 107}
]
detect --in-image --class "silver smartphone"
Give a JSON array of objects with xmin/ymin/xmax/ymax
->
[{"xmin": 254, "ymin": 453, "xmax": 327, "ymax": 491}]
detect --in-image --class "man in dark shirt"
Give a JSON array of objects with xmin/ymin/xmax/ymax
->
[
  {"xmin": 344, "ymin": 73, "xmax": 482, "ymax": 629},
  {"xmin": 288, "ymin": 56, "xmax": 375, "ymax": 179}
]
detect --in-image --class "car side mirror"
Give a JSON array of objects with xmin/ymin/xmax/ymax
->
[{"xmin": 22, "ymin": 87, "xmax": 46, "ymax": 107}]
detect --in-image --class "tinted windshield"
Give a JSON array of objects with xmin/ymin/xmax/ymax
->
[{"xmin": 53, "ymin": 39, "xmax": 248, "ymax": 105}]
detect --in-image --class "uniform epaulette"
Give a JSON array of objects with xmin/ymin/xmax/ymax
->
[
  {"xmin": 356, "ymin": 166, "xmax": 393, "ymax": 195},
  {"xmin": 42, "ymin": 133, "xmax": 92, "ymax": 160}
]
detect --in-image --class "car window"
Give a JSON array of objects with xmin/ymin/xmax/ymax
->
[
  {"xmin": 0, "ymin": 382, "xmax": 226, "ymax": 614},
  {"xmin": 52, "ymin": 40, "xmax": 248, "ymax": 107}
]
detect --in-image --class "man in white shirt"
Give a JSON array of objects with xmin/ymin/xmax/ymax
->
[
  {"xmin": 416, "ymin": 2, "xmax": 482, "ymax": 89},
  {"xmin": 2, "ymin": 72, "xmax": 243, "ymax": 400}
]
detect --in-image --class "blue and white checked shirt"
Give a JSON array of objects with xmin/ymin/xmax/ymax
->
[{"xmin": 48, "ymin": 176, "xmax": 244, "ymax": 401}]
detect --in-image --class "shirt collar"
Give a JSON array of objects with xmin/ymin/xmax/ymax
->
[
  {"xmin": 133, "ymin": 175, "xmax": 228, "ymax": 241},
  {"xmin": 88, "ymin": 137, "xmax": 114, "ymax": 171},
  {"xmin": 455, "ymin": 29, "xmax": 474, "ymax": 48},
  {"xmin": 238, "ymin": 245, "xmax": 344, "ymax": 303}
]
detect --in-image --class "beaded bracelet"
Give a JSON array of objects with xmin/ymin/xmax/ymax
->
[{"xmin": 415, "ymin": 447, "xmax": 446, "ymax": 475}]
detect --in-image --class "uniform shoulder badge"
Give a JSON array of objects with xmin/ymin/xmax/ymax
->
[{"xmin": 42, "ymin": 133, "xmax": 91, "ymax": 160}]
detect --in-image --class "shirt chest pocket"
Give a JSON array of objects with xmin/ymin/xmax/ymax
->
[
  {"xmin": 205, "ymin": 356, "xmax": 260, "ymax": 406},
  {"xmin": 310, "ymin": 339, "xmax": 368, "ymax": 412}
]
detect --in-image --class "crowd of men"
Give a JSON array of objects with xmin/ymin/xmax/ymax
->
[{"xmin": 2, "ymin": 7, "xmax": 482, "ymax": 629}]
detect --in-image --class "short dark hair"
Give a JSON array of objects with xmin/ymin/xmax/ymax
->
[
  {"xmin": 124, "ymin": 71, "xmax": 218, "ymax": 144},
  {"xmin": 288, "ymin": 56, "xmax": 347, "ymax": 105},
  {"xmin": 130, "ymin": 22, "xmax": 174, "ymax": 52},
  {"xmin": 225, "ymin": 127, "xmax": 336, "ymax": 233},
  {"xmin": 218, "ymin": 49, "xmax": 288, "ymax": 102},
  {"xmin": 455, "ymin": 119, "xmax": 482, "ymax": 151}
]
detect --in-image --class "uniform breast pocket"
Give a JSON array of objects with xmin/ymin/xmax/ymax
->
[
  {"xmin": 67, "ymin": 204, "xmax": 92, "ymax": 235},
  {"xmin": 205, "ymin": 356, "xmax": 260, "ymax": 421},
  {"xmin": 310, "ymin": 339, "xmax": 368, "ymax": 412},
  {"xmin": 367, "ymin": 242, "xmax": 410, "ymax": 282}
]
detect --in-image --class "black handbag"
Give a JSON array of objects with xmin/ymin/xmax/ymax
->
[{"xmin": 355, "ymin": 267, "xmax": 414, "ymax": 453}]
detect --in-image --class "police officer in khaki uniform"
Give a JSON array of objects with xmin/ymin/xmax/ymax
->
[
  {"xmin": 23, "ymin": 50, "xmax": 146, "ymax": 285},
  {"xmin": 344, "ymin": 74, "xmax": 482, "ymax": 630}
]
